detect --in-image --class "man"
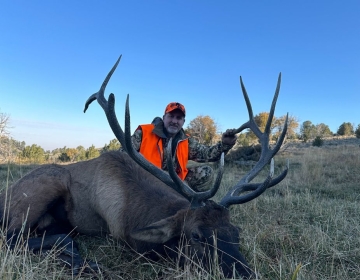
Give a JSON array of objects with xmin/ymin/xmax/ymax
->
[{"xmin": 131, "ymin": 102, "xmax": 237, "ymax": 191}]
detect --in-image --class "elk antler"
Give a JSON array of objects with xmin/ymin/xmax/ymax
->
[
  {"xmin": 165, "ymin": 140, "xmax": 225, "ymax": 208},
  {"xmin": 219, "ymin": 73, "xmax": 288, "ymax": 209},
  {"xmin": 83, "ymin": 55, "xmax": 126, "ymax": 151},
  {"xmin": 84, "ymin": 56, "xmax": 224, "ymax": 208}
]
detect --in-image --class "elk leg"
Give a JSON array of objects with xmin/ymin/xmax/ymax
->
[
  {"xmin": 7, "ymin": 232, "xmax": 101, "ymax": 275},
  {"xmin": 34, "ymin": 234, "xmax": 101, "ymax": 275}
]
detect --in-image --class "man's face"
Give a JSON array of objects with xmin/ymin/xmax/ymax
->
[{"xmin": 163, "ymin": 109, "xmax": 185, "ymax": 137}]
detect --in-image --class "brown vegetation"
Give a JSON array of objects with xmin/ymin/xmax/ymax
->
[{"xmin": 0, "ymin": 136, "xmax": 359, "ymax": 279}]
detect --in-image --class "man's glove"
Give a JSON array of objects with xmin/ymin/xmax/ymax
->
[{"xmin": 221, "ymin": 129, "xmax": 237, "ymax": 146}]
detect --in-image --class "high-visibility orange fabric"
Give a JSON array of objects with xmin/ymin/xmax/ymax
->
[{"xmin": 138, "ymin": 124, "xmax": 189, "ymax": 180}]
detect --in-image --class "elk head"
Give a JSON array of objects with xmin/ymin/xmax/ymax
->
[{"xmin": 84, "ymin": 55, "xmax": 288, "ymax": 279}]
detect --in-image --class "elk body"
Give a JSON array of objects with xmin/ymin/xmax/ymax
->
[{"xmin": 0, "ymin": 56, "xmax": 288, "ymax": 279}]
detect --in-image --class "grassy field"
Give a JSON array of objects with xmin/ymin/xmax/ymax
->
[{"xmin": 0, "ymin": 139, "xmax": 359, "ymax": 279}]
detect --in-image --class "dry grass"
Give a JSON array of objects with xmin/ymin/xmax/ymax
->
[{"xmin": 1, "ymin": 139, "xmax": 360, "ymax": 279}]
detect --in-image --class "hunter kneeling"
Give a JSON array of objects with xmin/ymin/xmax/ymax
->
[{"xmin": 131, "ymin": 102, "xmax": 237, "ymax": 191}]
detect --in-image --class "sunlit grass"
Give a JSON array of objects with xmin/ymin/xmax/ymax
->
[{"xmin": 1, "ymin": 140, "xmax": 360, "ymax": 279}]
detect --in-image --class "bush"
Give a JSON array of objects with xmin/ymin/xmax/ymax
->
[
  {"xmin": 236, "ymin": 132, "xmax": 252, "ymax": 147},
  {"xmin": 58, "ymin": 152, "xmax": 70, "ymax": 162},
  {"xmin": 337, "ymin": 122, "xmax": 354, "ymax": 136},
  {"xmin": 225, "ymin": 144, "xmax": 261, "ymax": 162},
  {"xmin": 355, "ymin": 124, "xmax": 360, "ymax": 139},
  {"xmin": 312, "ymin": 136, "xmax": 324, "ymax": 147}
]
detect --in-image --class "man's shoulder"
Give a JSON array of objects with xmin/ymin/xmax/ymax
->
[
  {"xmin": 176, "ymin": 129, "xmax": 190, "ymax": 141},
  {"xmin": 138, "ymin": 123, "xmax": 154, "ymax": 129},
  {"xmin": 137, "ymin": 123, "xmax": 156, "ymax": 135}
]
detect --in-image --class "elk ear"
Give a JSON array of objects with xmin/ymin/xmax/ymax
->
[{"xmin": 130, "ymin": 216, "xmax": 181, "ymax": 243}]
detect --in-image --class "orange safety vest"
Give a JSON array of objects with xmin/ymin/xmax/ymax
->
[{"xmin": 138, "ymin": 124, "xmax": 189, "ymax": 180}]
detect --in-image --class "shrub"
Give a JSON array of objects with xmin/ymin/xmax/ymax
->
[
  {"xmin": 312, "ymin": 136, "xmax": 324, "ymax": 147},
  {"xmin": 337, "ymin": 122, "xmax": 354, "ymax": 136},
  {"xmin": 225, "ymin": 144, "xmax": 261, "ymax": 162},
  {"xmin": 355, "ymin": 124, "xmax": 360, "ymax": 139}
]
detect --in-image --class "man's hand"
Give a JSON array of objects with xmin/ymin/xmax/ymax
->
[{"xmin": 221, "ymin": 129, "xmax": 237, "ymax": 146}]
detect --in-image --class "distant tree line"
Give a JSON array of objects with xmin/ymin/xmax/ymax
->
[
  {"xmin": 55, "ymin": 139, "xmax": 121, "ymax": 163},
  {"xmin": 300, "ymin": 121, "xmax": 360, "ymax": 142},
  {"xmin": 1, "ymin": 137, "xmax": 121, "ymax": 166},
  {"xmin": 2, "ymin": 108, "xmax": 360, "ymax": 164}
]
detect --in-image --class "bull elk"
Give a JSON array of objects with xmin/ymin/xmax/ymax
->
[{"xmin": 0, "ymin": 55, "xmax": 288, "ymax": 279}]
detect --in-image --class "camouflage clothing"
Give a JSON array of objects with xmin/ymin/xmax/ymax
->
[
  {"xmin": 132, "ymin": 119, "xmax": 234, "ymax": 190},
  {"xmin": 185, "ymin": 165, "xmax": 214, "ymax": 191}
]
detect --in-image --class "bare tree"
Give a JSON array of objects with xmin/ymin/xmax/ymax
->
[
  {"xmin": 185, "ymin": 115, "xmax": 218, "ymax": 145},
  {"xmin": 0, "ymin": 111, "xmax": 12, "ymax": 162},
  {"xmin": 0, "ymin": 111, "xmax": 10, "ymax": 137},
  {"xmin": 273, "ymin": 114, "xmax": 299, "ymax": 140}
]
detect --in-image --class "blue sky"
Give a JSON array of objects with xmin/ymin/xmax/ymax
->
[{"xmin": 1, "ymin": 1, "xmax": 359, "ymax": 151}]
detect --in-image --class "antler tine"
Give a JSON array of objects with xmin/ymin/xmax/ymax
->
[
  {"xmin": 264, "ymin": 73, "xmax": 281, "ymax": 134},
  {"xmin": 83, "ymin": 55, "xmax": 127, "ymax": 150},
  {"xmin": 165, "ymin": 140, "xmax": 225, "ymax": 208},
  {"xmin": 240, "ymin": 76, "xmax": 254, "ymax": 120},
  {"xmin": 84, "ymin": 55, "xmax": 122, "ymax": 114},
  {"xmin": 232, "ymin": 76, "xmax": 263, "ymax": 137},
  {"xmin": 220, "ymin": 160, "xmax": 289, "ymax": 208},
  {"xmin": 272, "ymin": 112, "xmax": 288, "ymax": 155},
  {"xmin": 219, "ymin": 73, "xmax": 288, "ymax": 208},
  {"xmin": 164, "ymin": 140, "xmax": 196, "ymax": 200}
]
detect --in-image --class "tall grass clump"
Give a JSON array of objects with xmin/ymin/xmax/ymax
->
[
  {"xmin": 218, "ymin": 141, "xmax": 360, "ymax": 279},
  {"xmin": 1, "ymin": 140, "xmax": 360, "ymax": 279}
]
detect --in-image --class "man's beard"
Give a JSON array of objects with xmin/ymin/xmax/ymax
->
[{"xmin": 166, "ymin": 125, "xmax": 180, "ymax": 135}]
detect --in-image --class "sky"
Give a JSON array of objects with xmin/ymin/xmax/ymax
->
[{"xmin": 1, "ymin": 1, "xmax": 359, "ymax": 151}]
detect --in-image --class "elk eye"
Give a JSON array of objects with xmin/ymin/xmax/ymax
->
[{"xmin": 192, "ymin": 232, "xmax": 201, "ymax": 241}]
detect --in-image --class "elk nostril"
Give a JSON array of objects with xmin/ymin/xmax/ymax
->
[{"xmin": 192, "ymin": 232, "xmax": 200, "ymax": 241}]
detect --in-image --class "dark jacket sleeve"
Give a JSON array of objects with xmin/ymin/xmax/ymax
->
[{"xmin": 131, "ymin": 128, "xmax": 142, "ymax": 151}]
